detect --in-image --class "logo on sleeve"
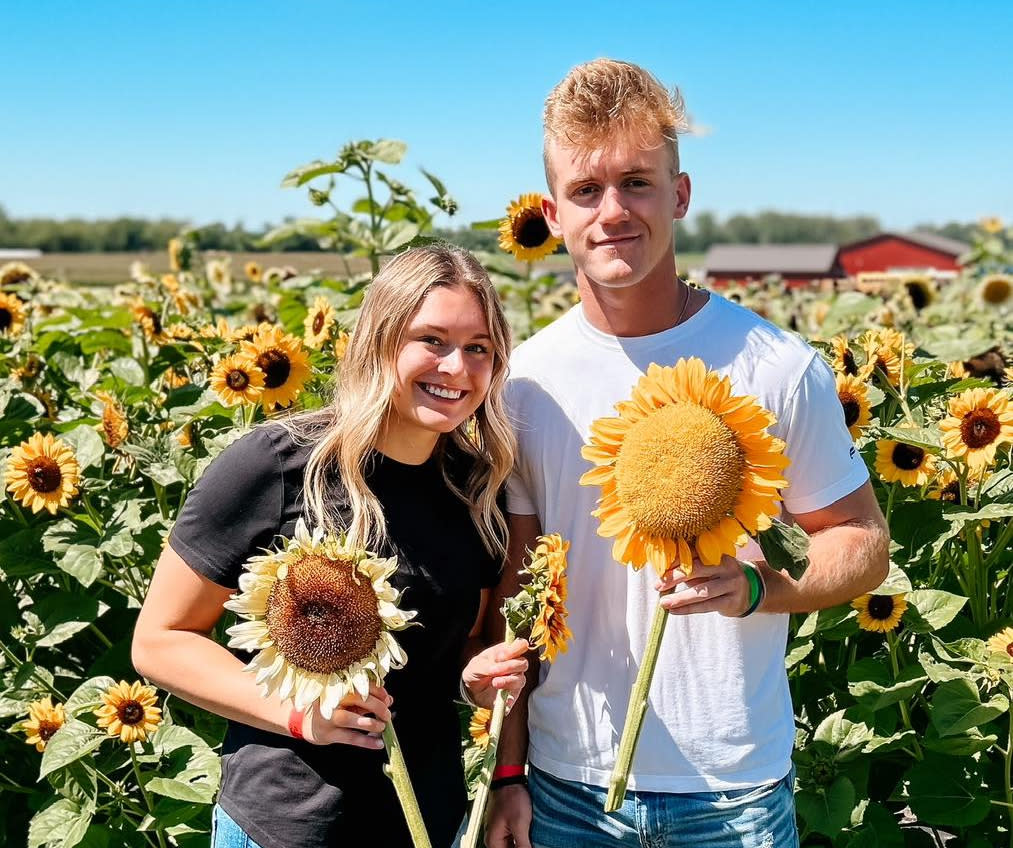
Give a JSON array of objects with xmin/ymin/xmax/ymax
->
[{"xmin": 849, "ymin": 446, "xmax": 856, "ymax": 458}]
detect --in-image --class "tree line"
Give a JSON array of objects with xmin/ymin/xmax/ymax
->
[{"xmin": 0, "ymin": 206, "xmax": 977, "ymax": 254}]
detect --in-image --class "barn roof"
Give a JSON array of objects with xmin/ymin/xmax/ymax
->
[
  {"xmin": 703, "ymin": 243, "xmax": 839, "ymax": 274},
  {"xmin": 839, "ymin": 231, "xmax": 969, "ymax": 256}
]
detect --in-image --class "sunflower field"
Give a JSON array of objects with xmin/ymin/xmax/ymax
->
[{"xmin": 1, "ymin": 139, "xmax": 1012, "ymax": 848}]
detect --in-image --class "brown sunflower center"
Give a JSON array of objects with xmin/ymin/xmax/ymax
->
[
  {"xmin": 37, "ymin": 719, "xmax": 61, "ymax": 741},
  {"xmin": 513, "ymin": 210, "xmax": 551, "ymax": 249},
  {"xmin": 312, "ymin": 312, "xmax": 326, "ymax": 335},
  {"xmin": 961, "ymin": 409, "xmax": 1001, "ymax": 449},
  {"xmin": 1006, "ymin": 642, "xmax": 1013, "ymax": 659},
  {"xmin": 614, "ymin": 402, "xmax": 746, "ymax": 540},
  {"xmin": 3, "ymin": 270, "xmax": 30, "ymax": 285},
  {"xmin": 867, "ymin": 595, "xmax": 895, "ymax": 620},
  {"xmin": 984, "ymin": 279, "xmax": 1011, "ymax": 304},
  {"xmin": 27, "ymin": 457, "xmax": 63, "ymax": 493},
  {"xmin": 891, "ymin": 443, "xmax": 925, "ymax": 471},
  {"xmin": 0, "ymin": 308, "xmax": 11, "ymax": 331},
  {"xmin": 265, "ymin": 553, "xmax": 382, "ymax": 674},
  {"xmin": 839, "ymin": 396, "xmax": 860, "ymax": 427},
  {"xmin": 257, "ymin": 349, "xmax": 292, "ymax": 389},
  {"xmin": 226, "ymin": 368, "xmax": 251, "ymax": 390},
  {"xmin": 118, "ymin": 701, "xmax": 145, "ymax": 726},
  {"xmin": 905, "ymin": 281, "xmax": 930, "ymax": 310},
  {"xmin": 841, "ymin": 350, "xmax": 858, "ymax": 377},
  {"xmin": 941, "ymin": 481, "xmax": 960, "ymax": 503}
]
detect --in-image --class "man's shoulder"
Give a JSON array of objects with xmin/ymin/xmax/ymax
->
[{"xmin": 508, "ymin": 306, "xmax": 583, "ymax": 377}]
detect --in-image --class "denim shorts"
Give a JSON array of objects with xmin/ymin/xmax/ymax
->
[
  {"xmin": 211, "ymin": 805, "xmax": 263, "ymax": 848},
  {"xmin": 529, "ymin": 766, "xmax": 799, "ymax": 848}
]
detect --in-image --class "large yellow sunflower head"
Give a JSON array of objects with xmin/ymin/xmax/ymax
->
[
  {"xmin": 835, "ymin": 374, "xmax": 872, "ymax": 441},
  {"xmin": 498, "ymin": 193, "xmax": 563, "ymax": 262},
  {"xmin": 979, "ymin": 274, "xmax": 1013, "ymax": 309},
  {"xmin": 526, "ymin": 534, "xmax": 572, "ymax": 663},
  {"xmin": 901, "ymin": 275, "xmax": 935, "ymax": 311},
  {"xmin": 303, "ymin": 296, "xmax": 337, "ymax": 350},
  {"xmin": 940, "ymin": 387, "xmax": 1013, "ymax": 471},
  {"xmin": 224, "ymin": 519, "xmax": 416, "ymax": 719},
  {"xmin": 21, "ymin": 696, "xmax": 66, "ymax": 752},
  {"xmin": 988, "ymin": 627, "xmax": 1013, "ymax": 659},
  {"xmin": 468, "ymin": 707, "xmax": 493, "ymax": 751},
  {"xmin": 209, "ymin": 354, "xmax": 266, "ymax": 406},
  {"xmin": 96, "ymin": 391, "xmax": 129, "ymax": 448},
  {"xmin": 851, "ymin": 593, "xmax": 907, "ymax": 633},
  {"xmin": 0, "ymin": 261, "xmax": 38, "ymax": 288},
  {"xmin": 874, "ymin": 435, "xmax": 936, "ymax": 488},
  {"xmin": 240, "ymin": 325, "xmax": 311, "ymax": 409},
  {"xmin": 0, "ymin": 291, "xmax": 27, "ymax": 337},
  {"xmin": 4, "ymin": 432, "xmax": 81, "ymax": 514},
  {"xmin": 94, "ymin": 680, "xmax": 162, "ymax": 743},
  {"xmin": 580, "ymin": 358, "xmax": 790, "ymax": 576}
]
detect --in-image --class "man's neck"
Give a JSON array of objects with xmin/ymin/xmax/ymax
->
[{"xmin": 576, "ymin": 262, "xmax": 698, "ymax": 338}]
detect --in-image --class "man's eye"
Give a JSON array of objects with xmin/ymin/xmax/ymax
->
[{"xmin": 574, "ymin": 185, "xmax": 599, "ymax": 198}]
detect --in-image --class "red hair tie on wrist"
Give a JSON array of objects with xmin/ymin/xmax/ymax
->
[
  {"xmin": 288, "ymin": 707, "xmax": 305, "ymax": 741},
  {"xmin": 492, "ymin": 765, "xmax": 525, "ymax": 780}
]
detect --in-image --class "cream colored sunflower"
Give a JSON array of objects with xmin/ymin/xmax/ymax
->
[
  {"xmin": 0, "ymin": 261, "xmax": 38, "ymax": 288},
  {"xmin": 240, "ymin": 325, "xmax": 311, "ymax": 409},
  {"xmin": 835, "ymin": 374, "xmax": 872, "ymax": 440},
  {"xmin": 979, "ymin": 274, "xmax": 1013, "ymax": 309},
  {"xmin": 206, "ymin": 257, "xmax": 232, "ymax": 291},
  {"xmin": 580, "ymin": 358, "xmax": 790, "ymax": 576},
  {"xmin": 901, "ymin": 275, "xmax": 935, "ymax": 311},
  {"xmin": 988, "ymin": 627, "xmax": 1013, "ymax": 659},
  {"xmin": 245, "ymin": 261, "xmax": 263, "ymax": 283},
  {"xmin": 0, "ymin": 291, "xmax": 27, "ymax": 337},
  {"xmin": 527, "ymin": 534, "xmax": 572, "ymax": 663},
  {"xmin": 852, "ymin": 593, "xmax": 906, "ymax": 633},
  {"xmin": 21, "ymin": 696, "xmax": 66, "ymax": 752},
  {"xmin": 210, "ymin": 355, "xmax": 266, "ymax": 406},
  {"xmin": 303, "ymin": 296, "xmax": 337, "ymax": 350},
  {"xmin": 874, "ymin": 436, "xmax": 936, "ymax": 487},
  {"xmin": 940, "ymin": 388, "xmax": 1013, "ymax": 470},
  {"xmin": 225, "ymin": 518, "xmax": 416, "ymax": 718},
  {"xmin": 498, "ymin": 193, "xmax": 563, "ymax": 262},
  {"xmin": 5, "ymin": 432, "xmax": 80, "ymax": 514},
  {"xmin": 96, "ymin": 391, "xmax": 129, "ymax": 447},
  {"xmin": 95, "ymin": 680, "xmax": 162, "ymax": 743}
]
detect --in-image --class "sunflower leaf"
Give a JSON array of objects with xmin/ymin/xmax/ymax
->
[
  {"xmin": 872, "ymin": 426, "xmax": 942, "ymax": 452},
  {"xmin": 27, "ymin": 797, "xmax": 95, "ymax": 848},
  {"xmin": 904, "ymin": 590, "xmax": 967, "ymax": 634},
  {"xmin": 929, "ymin": 678, "xmax": 1009, "ymax": 737},
  {"xmin": 795, "ymin": 775, "xmax": 856, "ymax": 836},
  {"xmin": 64, "ymin": 677, "xmax": 118, "ymax": 717},
  {"xmin": 757, "ymin": 518, "xmax": 809, "ymax": 579},
  {"xmin": 39, "ymin": 719, "xmax": 107, "ymax": 779},
  {"xmin": 280, "ymin": 160, "xmax": 348, "ymax": 189},
  {"xmin": 905, "ymin": 755, "xmax": 991, "ymax": 827}
]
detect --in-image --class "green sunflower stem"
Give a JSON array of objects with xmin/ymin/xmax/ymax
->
[
  {"xmin": 605, "ymin": 600, "xmax": 669, "ymax": 812},
  {"xmin": 462, "ymin": 624, "xmax": 516, "ymax": 848},
  {"xmin": 382, "ymin": 720, "xmax": 432, "ymax": 848}
]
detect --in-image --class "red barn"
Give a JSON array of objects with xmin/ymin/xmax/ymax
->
[{"xmin": 837, "ymin": 231, "xmax": 968, "ymax": 276}]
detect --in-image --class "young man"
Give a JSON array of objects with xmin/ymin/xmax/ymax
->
[{"xmin": 485, "ymin": 59, "xmax": 889, "ymax": 848}]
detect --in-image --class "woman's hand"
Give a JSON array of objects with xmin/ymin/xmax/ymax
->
[
  {"xmin": 302, "ymin": 684, "xmax": 393, "ymax": 749},
  {"xmin": 461, "ymin": 638, "xmax": 530, "ymax": 710}
]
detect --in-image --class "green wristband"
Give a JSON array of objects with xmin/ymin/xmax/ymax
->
[{"xmin": 738, "ymin": 561, "xmax": 765, "ymax": 617}]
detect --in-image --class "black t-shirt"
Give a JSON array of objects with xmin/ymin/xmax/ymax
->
[{"xmin": 167, "ymin": 425, "xmax": 502, "ymax": 848}]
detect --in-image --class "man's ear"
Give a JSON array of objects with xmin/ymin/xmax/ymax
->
[
  {"xmin": 542, "ymin": 193, "xmax": 563, "ymax": 238},
  {"xmin": 673, "ymin": 172, "xmax": 692, "ymax": 221}
]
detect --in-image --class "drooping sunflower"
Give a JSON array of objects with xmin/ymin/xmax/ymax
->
[
  {"xmin": 498, "ymin": 193, "xmax": 563, "ymax": 262},
  {"xmin": 874, "ymin": 437, "xmax": 936, "ymax": 487},
  {"xmin": 95, "ymin": 680, "xmax": 162, "ymax": 743},
  {"xmin": 835, "ymin": 374, "xmax": 872, "ymax": 440},
  {"xmin": 988, "ymin": 627, "xmax": 1013, "ymax": 659},
  {"xmin": 0, "ymin": 291, "xmax": 27, "ymax": 337},
  {"xmin": 851, "ymin": 593, "xmax": 907, "ymax": 633},
  {"xmin": 829, "ymin": 336, "xmax": 861, "ymax": 378},
  {"xmin": 245, "ymin": 260, "xmax": 263, "ymax": 283},
  {"xmin": 303, "ymin": 296, "xmax": 337, "ymax": 350},
  {"xmin": 224, "ymin": 519, "xmax": 415, "ymax": 718},
  {"xmin": 527, "ymin": 534, "xmax": 572, "ymax": 663},
  {"xmin": 901, "ymin": 275, "xmax": 935, "ymax": 311},
  {"xmin": 21, "ymin": 697, "xmax": 66, "ymax": 752},
  {"xmin": 939, "ymin": 387, "xmax": 1013, "ymax": 471},
  {"xmin": 4, "ymin": 432, "xmax": 80, "ymax": 514},
  {"xmin": 240, "ymin": 325, "xmax": 311, "ymax": 409},
  {"xmin": 209, "ymin": 355, "xmax": 266, "ymax": 406},
  {"xmin": 334, "ymin": 330, "xmax": 351, "ymax": 361},
  {"xmin": 979, "ymin": 274, "xmax": 1013, "ymax": 309},
  {"xmin": 0, "ymin": 261, "xmax": 37, "ymax": 288},
  {"xmin": 167, "ymin": 237, "xmax": 184, "ymax": 272},
  {"xmin": 468, "ymin": 707, "xmax": 493, "ymax": 751},
  {"xmin": 580, "ymin": 358, "xmax": 790, "ymax": 576},
  {"xmin": 861, "ymin": 337, "xmax": 902, "ymax": 387},
  {"xmin": 96, "ymin": 391, "xmax": 129, "ymax": 448},
  {"xmin": 130, "ymin": 301, "xmax": 164, "ymax": 341}
]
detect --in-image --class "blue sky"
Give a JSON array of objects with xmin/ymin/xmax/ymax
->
[{"xmin": 5, "ymin": 1, "xmax": 1012, "ymax": 231}]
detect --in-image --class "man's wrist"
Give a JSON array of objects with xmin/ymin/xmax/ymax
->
[{"xmin": 738, "ymin": 560, "xmax": 766, "ymax": 617}]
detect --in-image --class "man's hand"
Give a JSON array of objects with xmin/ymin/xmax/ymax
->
[
  {"xmin": 657, "ymin": 555, "xmax": 752, "ymax": 617},
  {"xmin": 485, "ymin": 783, "xmax": 533, "ymax": 848},
  {"xmin": 462, "ymin": 638, "xmax": 530, "ymax": 710}
]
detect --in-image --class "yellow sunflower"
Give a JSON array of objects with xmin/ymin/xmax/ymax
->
[
  {"xmin": 830, "ymin": 336, "xmax": 862, "ymax": 378},
  {"xmin": 901, "ymin": 275, "xmax": 935, "ymax": 311},
  {"xmin": 210, "ymin": 355, "xmax": 266, "ymax": 406},
  {"xmin": 861, "ymin": 337, "xmax": 902, "ymax": 387},
  {"xmin": 334, "ymin": 330, "xmax": 351, "ymax": 361},
  {"xmin": 0, "ymin": 261, "xmax": 37, "ymax": 288},
  {"xmin": 851, "ymin": 593, "xmax": 907, "ymax": 633},
  {"xmin": 939, "ymin": 387, "xmax": 1013, "ymax": 470},
  {"xmin": 167, "ymin": 237, "xmax": 184, "ymax": 272},
  {"xmin": 947, "ymin": 361, "xmax": 969, "ymax": 380},
  {"xmin": 979, "ymin": 274, "xmax": 1013, "ymax": 308},
  {"xmin": 245, "ymin": 261, "xmax": 263, "ymax": 283},
  {"xmin": 130, "ymin": 301, "xmax": 164, "ymax": 341},
  {"xmin": 96, "ymin": 391, "xmax": 129, "ymax": 448},
  {"xmin": 4, "ymin": 432, "xmax": 80, "ymax": 514},
  {"xmin": 240, "ymin": 325, "xmax": 311, "ymax": 409},
  {"xmin": 224, "ymin": 518, "xmax": 415, "ymax": 718},
  {"xmin": 580, "ymin": 358, "xmax": 790, "ymax": 576},
  {"xmin": 835, "ymin": 374, "xmax": 872, "ymax": 440},
  {"xmin": 980, "ymin": 216, "xmax": 1005, "ymax": 234},
  {"xmin": 527, "ymin": 534, "xmax": 572, "ymax": 663},
  {"xmin": 206, "ymin": 258, "xmax": 232, "ymax": 290},
  {"xmin": 95, "ymin": 680, "xmax": 162, "ymax": 743},
  {"xmin": 21, "ymin": 696, "xmax": 66, "ymax": 752},
  {"xmin": 499, "ymin": 193, "xmax": 563, "ymax": 262},
  {"xmin": 303, "ymin": 296, "xmax": 337, "ymax": 350},
  {"xmin": 874, "ymin": 437, "xmax": 936, "ymax": 487},
  {"xmin": 468, "ymin": 707, "xmax": 493, "ymax": 751},
  {"xmin": 988, "ymin": 627, "xmax": 1013, "ymax": 659},
  {"xmin": 0, "ymin": 291, "xmax": 27, "ymax": 337}
]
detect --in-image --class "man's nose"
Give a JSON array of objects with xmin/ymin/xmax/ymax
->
[{"xmin": 598, "ymin": 187, "xmax": 627, "ymax": 224}]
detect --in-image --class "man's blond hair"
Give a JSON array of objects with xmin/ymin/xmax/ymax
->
[{"xmin": 543, "ymin": 58, "xmax": 688, "ymax": 191}]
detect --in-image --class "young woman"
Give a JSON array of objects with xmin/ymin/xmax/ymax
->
[{"xmin": 132, "ymin": 244, "xmax": 529, "ymax": 848}]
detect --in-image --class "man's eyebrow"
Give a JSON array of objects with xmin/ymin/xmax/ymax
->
[{"xmin": 563, "ymin": 165, "xmax": 656, "ymax": 190}]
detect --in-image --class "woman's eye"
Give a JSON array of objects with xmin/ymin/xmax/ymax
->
[
  {"xmin": 421, "ymin": 336, "xmax": 444, "ymax": 347},
  {"xmin": 466, "ymin": 344, "xmax": 490, "ymax": 355}
]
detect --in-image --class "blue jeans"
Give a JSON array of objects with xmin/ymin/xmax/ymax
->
[
  {"xmin": 529, "ymin": 766, "xmax": 799, "ymax": 848},
  {"xmin": 211, "ymin": 805, "xmax": 263, "ymax": 848}
]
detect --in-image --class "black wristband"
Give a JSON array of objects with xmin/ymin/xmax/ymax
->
[{"xmin": 490, "ymin": 775, "xmax": 528, "ymax": 791}]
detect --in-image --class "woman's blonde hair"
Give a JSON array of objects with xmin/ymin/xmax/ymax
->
[{"xmin": 283, "ymin": 243, "xmax": 514, "ymax": 557}]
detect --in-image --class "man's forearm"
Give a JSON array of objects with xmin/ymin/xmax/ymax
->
[{"xmin": 496, "ymin": 659, "xmax": 537, "ymax": 766}]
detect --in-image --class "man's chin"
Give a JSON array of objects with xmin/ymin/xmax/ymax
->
[{"xmin": 587, "ymin": 264, "xmax": 643, "ymax": 290}]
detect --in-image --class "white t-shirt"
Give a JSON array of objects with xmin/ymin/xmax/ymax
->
[{"xmin": 505, "ymin": 293, "xmax": 868, "ymax": 792}]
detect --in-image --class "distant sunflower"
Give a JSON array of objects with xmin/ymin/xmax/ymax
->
[
  {"xmin": 224, "ymin": 518, "xmax": 415, "ymax": 718},
  {"xmin": 835, "ymin": 374, "xmax": 872, "ymax": 440},
  {"xmin": 901, "ymin": 275, "xmax": 935, "ymax": 311},
  {"xmin": 130, "ymin": 302, "xmax": 164, "ymax": 341},
  {"xmin": 852, "ymin": 593, "xmax": 907, "ymax": 633},
  {"xmin": 988, "ymin": 627, "xmax": 1013, "ymax": 659},
  {"xmin": 303, "ymin": 296, "xmax": 337, "ymax": 350},
  {"xmin": 95, "ymin": 680, "xmax": 162, "ymax": 744},
  {"xmin": 0, "ymin": 292, "xmax": 26, "ymax": 337},
  {"xmin": 241, "ymin": 325, "xmax": 311, "ymax": 409},
  {"xmin": 206, "ymin": 258, "xmax": 232, "ymax": 290},
  {"xmin": 980, "ymin": 216, "xmax": 1005, "ymax": 235},
  {"xmin": 580, "ymin": 358, "xmax": 790, "ymax": 576},
  {"xmin": 527, "ymin": 534, "xmax": 572, "ymax": 663},
  {"xmin": 927, "ymin": 466, "xmax": 986, "ymax": 503},
  {"xmin": 162, "ymin": 367, "xmax": 191, "ymax": 390},
  {"xmin": 245, "ymin": 261, "xmax": 263, "ymax": 283},
  {"xmin": 947, "ymin": 361, "xmax": 969, "ymax": 380},
  {"xmin": 0, "ymin": 261, "xmax": 37, "ymax": 288},
  {"xmin": 177, "ymin": 423, "xmax": 193, "ymax": 449},
  {"xmin": 979, "ymin": 274, "xmax": 1012, "ymax": 308},
  {"xmin": 96, "ymin": 391, "xmax": 129, "ymax": 447},
  {"xmin": 874, "ymin": 437, "xmax": 935, "ymax": 487},
  {"xmin": 167, "ymin": 237, "xmax": 184, "ymax": 272},
  {"xmin": 4, "ymin": 432, "xmax": 80, "ymax": 514},
  {"xmin": 468, "ymin": 707, "xmax": 493, "ymax": 750},
  {"xmin": 499, "ymin": 193, "xmax": 563, "ymax": 262},
  {"xmin": 940, "ymin": 387, "xmax": 1013, "ymax": 470},
  {"xmin": 210, "ymin": 355, "xmax": 266, "ymax": 406},
  {"xmin": 334, "ymin": 330, "xmax": 351, "ymax": 361},
  {"xmin": 21, "ymin": 697, "xmax": 66, "ymax": 752}
]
